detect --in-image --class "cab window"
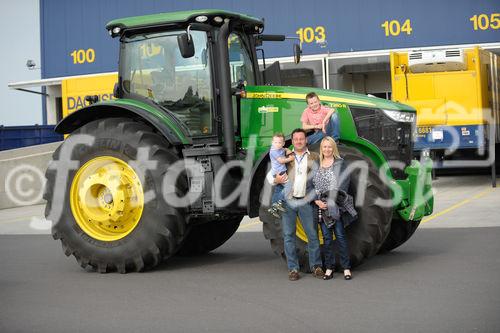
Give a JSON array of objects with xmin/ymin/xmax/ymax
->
[
  {"xmin": 122, "ymin": 30, "xmax": 213, "ymax": 136},
  {"xmin": 228, "ymin": 33, "xmax": 255, "ymax": 86}
]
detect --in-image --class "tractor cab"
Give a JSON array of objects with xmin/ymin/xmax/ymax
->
[{"xmin": 108, "ymin": 10, "xmax": 295, "ymax": 158}]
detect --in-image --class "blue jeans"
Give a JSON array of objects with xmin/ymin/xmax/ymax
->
[
  {"xmin": 307, "ymin": 113, "xmax": 340, "ymax": 145},
  {"xmin": 320, "ymin": 217, "xmax": 351, "ymax": 270},
  {"xmin": 281, "ymin": 200, "xmax": 322, "ymax": 271},
  {"xmin": 271, "ymin": 184, "xmax": 285, "ymax": 205}
]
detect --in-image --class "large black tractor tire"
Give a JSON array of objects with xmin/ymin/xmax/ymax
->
[
  {"xmin": 259, "ymin": 145, "xmax": 393, "ymax": 271},
  {"xmin": 378, "ymin": 217, "xmax": 421, "ymax": 253},
  {"xmin": 44, "ymin": 118, "xmax": 187, "ymax": 273},
  {"xmin": 177, "ymin": 216, "xmax": 243, "ymax": 256}
]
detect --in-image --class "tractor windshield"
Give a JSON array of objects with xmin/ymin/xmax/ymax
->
[{"xmin": 121, "ymin": 31, "xmax": 213, "ymax": 136}]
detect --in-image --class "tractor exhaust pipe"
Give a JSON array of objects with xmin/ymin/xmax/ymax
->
[{"xmin": 217, "ymin": 20, "xmax": 236, "ymax": 160}]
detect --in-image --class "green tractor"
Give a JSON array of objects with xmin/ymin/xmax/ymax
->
[{"xmin": 44, "ymin": 9, "xmax": 433, "ymax": 273}]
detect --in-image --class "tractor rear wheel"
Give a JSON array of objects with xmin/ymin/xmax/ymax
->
[
  {"xmin": 44, "ymin": 118, "xmax": 187, "ymax": 273},
  {"xmin": 177, "ymin": 216, "xmax": 243, "ymax": 256},
  {"xmin": 259, "ymin": 145, "xmax": 393, "ymax": 271}
]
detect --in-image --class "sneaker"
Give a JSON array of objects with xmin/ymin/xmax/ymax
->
[
  {"xmin": 312, "ymin": 266, "xmax": 325, "ymax": 279},
  {"xmin": 288, "ymin": 270, "xmax": 300, "ymax": 281}
]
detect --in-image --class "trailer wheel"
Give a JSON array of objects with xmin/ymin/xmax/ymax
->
[
  {"xmin": 44, "ymin": 118, "xmax": 187, "ymax": 273},
  {"xmin": 259, "ymin": 145, "xmax": 393, "ymax": 271},
  {"xmin": 378, "ymin": 217, "xmax": 420, "ymax": 253},
  {"xmin": 177, "ymin": 216, "xmax": 243, "ymax": 256}
]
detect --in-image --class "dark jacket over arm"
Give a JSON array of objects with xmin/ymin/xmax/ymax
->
[{"xmin": 314, "ymin": 158, "xmax": 357, "ymax": 228}]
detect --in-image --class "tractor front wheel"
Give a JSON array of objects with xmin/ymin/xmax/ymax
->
[{"xmin": 378, "ymin": 217, "xmax": 421, "ymax": 253}]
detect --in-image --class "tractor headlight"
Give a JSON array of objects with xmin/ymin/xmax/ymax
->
[
  {"xmin": 195, "ymin": 15, "xmax": 208, "ymax": 23},
  {"xmin": 382, "ymin": 109, "xmax": 416, "ymax": 123}
]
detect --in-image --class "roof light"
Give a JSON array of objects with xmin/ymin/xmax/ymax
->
[
  {"xmin": 213, "ymin": 16, "xmax": 223, "ymax": 23},
  {"xmin": 112, "ymin": 27, "xmax": 121, "ymax": 35},
  {"xmin": 195, "ymin": 15, "xmax": 208, "ymax": 23}
]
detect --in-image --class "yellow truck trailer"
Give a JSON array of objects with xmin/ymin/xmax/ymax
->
[{"xmin": 390, "ymin": 47, "xmax": 499, "ymax": 159}]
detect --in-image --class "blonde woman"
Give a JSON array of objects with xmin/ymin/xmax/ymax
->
[{"xmin": 312, "ymin": 136, "xmax": 353, "ymax": 280}]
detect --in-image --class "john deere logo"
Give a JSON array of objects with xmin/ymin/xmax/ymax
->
[{"xmin": 258, "ymin": 106, "xmax": 279, "ymax": 113}]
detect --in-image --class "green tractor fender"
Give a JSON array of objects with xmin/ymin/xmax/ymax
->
[{"xmin": 55, "ymin": 99, "xmax": 190, "ymax": 146}]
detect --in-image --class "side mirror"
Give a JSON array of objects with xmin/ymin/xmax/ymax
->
[
  {"xmin": 293, "ymin": 43, "xmax": 302, "ymax": 64},
  {"xmin": 177, "ymin": 33, "xmax": 195, "ymax": 58}
]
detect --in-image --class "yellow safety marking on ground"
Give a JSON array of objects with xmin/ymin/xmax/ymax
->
[
  {"xmin": 245, "ymin": 92, "xmax": 375, "ymax": 107},
  {"xmin": 421, "ymin": 187, "xmax": 496, "ymax": 224},
  {"xmin": 238, "ymin": 220, "xmax": 262, "ymax": 230}
]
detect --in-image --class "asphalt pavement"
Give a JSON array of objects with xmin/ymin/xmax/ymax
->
[
  {"xmin": 1, "ymin": 227, "xmax": 500, "ymax": 332},
  {"xmin": 1, "ymin": 175, "xmax": 500, "ymax": 332}
]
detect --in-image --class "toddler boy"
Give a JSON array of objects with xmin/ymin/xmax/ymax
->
[{"xmin": 268, "ymin": 133, "xmax": 294, "ymax": 218}]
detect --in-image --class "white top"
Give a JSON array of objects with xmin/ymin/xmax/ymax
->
[{"xmin": 292, "ymin": 150, "xmax": 309, "ymax": 198}]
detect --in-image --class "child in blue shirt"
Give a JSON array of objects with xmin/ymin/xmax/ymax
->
[{"xmin": 268, "ymin": 133, "xmax": 294, "ymax": 218}]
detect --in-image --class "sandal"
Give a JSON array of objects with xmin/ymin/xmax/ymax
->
[{"xmin": 323, "ymin": 270, "xmax": 334, "ymax": 280}]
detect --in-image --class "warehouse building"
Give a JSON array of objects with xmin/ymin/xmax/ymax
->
[{"xmin": 3, "ymin": 0, "xmax": 500, "ymax": 130}]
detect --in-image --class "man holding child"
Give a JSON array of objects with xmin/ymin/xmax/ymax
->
[{"xmin": 273, "ymin": 128, "xmax": 324, "ymax": 281}]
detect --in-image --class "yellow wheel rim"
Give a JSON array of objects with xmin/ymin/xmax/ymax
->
[
  {"xmin": 70, "ymin": 156, "xmax": 144, "ymax": 242},
  {"xmin": 295, "ymin": 217, "xmax": 325, "ymax": 245}
]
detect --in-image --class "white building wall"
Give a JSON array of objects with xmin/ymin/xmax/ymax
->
[{"xmin": 0, "ymin": 0, "xmax": 42, "ymax": 126}]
